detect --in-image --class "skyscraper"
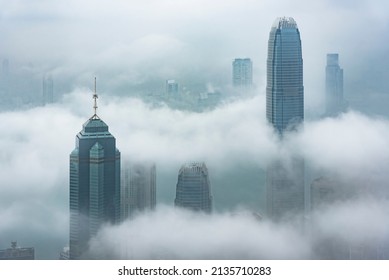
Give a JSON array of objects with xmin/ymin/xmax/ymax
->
[
  {"xmin": 69, "ymin": 81, "xmax": 120, "ymax": 259},
  {"xmin": 325, "ymin": 53, "xmax": 344, "ymax": 115},
  {"xmin": 266, "ymin": 17, "xmax": 304, "ymax": 135},
  {"xmin": 265, "ymin": 17, "xmax": 304, "ymax": 221},
  {"xmin": 232, "ymin": 58, "xmax": 253, "ymax": 89},
  {"xmin": 174, "ymin": 162, "xmax": 212, "ymax": 213},
  {"xmin": 121, "ymin": 161, "xmax": 156, "ymax": 219},
  {"xmin": 165, "ymin": 79, "xmax": 179, "ymax": 99}
]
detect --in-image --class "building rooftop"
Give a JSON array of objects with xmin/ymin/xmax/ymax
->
[
  {"xmin": 179, "ymin": 162, "xmax": 208, "ymax": 174},
  {"xmin": 83, "ymin": 117, "xmax": 109, "ymax": 133},
  {"xmin": 272, "ymin": 17, "xmax": 298, "ymax": 29}
]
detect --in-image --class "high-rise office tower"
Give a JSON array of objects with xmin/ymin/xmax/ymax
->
[
  {"xmin": 266, "ymin": 17, "xmax": 304, "ymax": 135},
  {"xmin": 232, "ymin": 58, "xmax": 253, "ymax": 89},
  {"xmin": 325, "ymin": 53, "xmax": 344, "ymax": 115},
  {"xmin": 265, "ymin": 17, "xmax": 304, "ymax": 220},
  {"xmin": 174, "ymin": 162, "xmax": 212, "ymax": 213},
  {"xmin": 69, "ymin": 80, "xmax": 121, "ymax": 259},
  {"xmin": 121, "ymin": 161, "xmax": 156, "ymax": 219},
  {"xmin": 42, "ymin": 75, "xmax": 54, "ymax": 105}
]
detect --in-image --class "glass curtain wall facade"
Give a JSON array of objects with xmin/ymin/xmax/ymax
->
[
  {"xmin": 174, "ymin": 162, "xmax": 212, "ymax": 213},
  {"xmin": 69, "ymin": 116, "xmax": 120, "ymax": 259},
  {"xmin": 265, "ymin": 17, "xmax": 305, "ymax": 221},
  {"xmin": 121, "ymin": 161, "xmax": 156, "ymax": 219},
  {"xmin": 266, "ymin": 17, "xmax": 304, "ymax": 135}
]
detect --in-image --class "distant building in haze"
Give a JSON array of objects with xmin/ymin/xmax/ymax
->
[
  {"xmin": 166, "ymin": 79, "xmax": 179, "ymax": 99},
  {"xmin": 175, "ymin": 162, "xmax": 212, "ymax": 213},
  {"xmin": 69, "ymin": 80, "xmax": 121, "ymax": 259},
  {"xmin": 265, "ymin": 17, "xmax": 305, "ymax": 221},
  {"xmin": 325, "ymin": 53, "xmax": 344, "ymax": 115},
  {"xmin": 310, "ymin": 176, "xmax": 386, "ymax": 260},
  {"xmin": 42, "ymin": 75, "xmax": 54, "ymax": 105},
  {"xmin": 232, "ymin": 58, "xmax": 253, "ymax": 89},
  {"xmin": 0, "ymin": 242, "xmax": 34, "ymax": 260},
  {"xmin": 197, "ymin": 91, "xmax": 221, "ymax": 110},
  {"xmin": 121, "ymin": 161, "xmax": 156, "ymax": 219}
]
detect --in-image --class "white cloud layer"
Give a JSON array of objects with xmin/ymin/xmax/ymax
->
[{"xmin": 0, "ymin": 91, "xmax": 388, "ymax": 258}]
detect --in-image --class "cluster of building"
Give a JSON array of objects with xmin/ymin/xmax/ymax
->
[
  {"xmin": 1, "ymin": 16, "xmax": 355, "ymax": 260},
  {"xmin": 66, "ymin": 16, "xmax": 351, "ymax": 260},
  {"xmin": 68, "ymin": 81, "xmax": 212, "ymax": 259}
]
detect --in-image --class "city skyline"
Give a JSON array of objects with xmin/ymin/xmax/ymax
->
[
  {"xmin": 1, "ymin": 1, "xmax": 388, "ymax": 116},
  {"xmin": 0, "ymin": 0, "xmax": 388, "ymax": 259}
]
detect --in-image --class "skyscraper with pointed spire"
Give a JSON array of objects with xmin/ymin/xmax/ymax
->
[
  {"xmin": 265, "ymin": 17, "xmax": 305, "ymax": 221},
  {"xmin": 69, "ymin": 79, "xmax": 120, "ymax": 259}
]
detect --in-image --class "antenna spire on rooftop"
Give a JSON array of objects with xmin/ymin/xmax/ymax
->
[{"xmin": 92, "ymin": 77, "xmax": 99, "ymax": 119}]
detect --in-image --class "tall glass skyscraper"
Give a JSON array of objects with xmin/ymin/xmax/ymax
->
[
  {"xmin": 266, "ymin": 17, "xmax": 304, "ymax": 135},
  {"xmin": 69, "ymin": 91, "xmax": 120, "ymax": 259},
  {"xmin": 325, "ymin": 53, "xmax": 344, "ymax": 115},
  {"xmin": 174, "ymin": 162, "xmax": 212, "ymax": 213},
  {"xmin": 265, "ymin": 17, "xmax": 305, "ymax": 221}
]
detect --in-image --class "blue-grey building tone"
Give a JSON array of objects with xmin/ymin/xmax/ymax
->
[
  {"xmin": 69, "ymin": 89, "xmax": 120, "ymax": 259},
  {"xmin": 233, "ymin": 58, "xmax": 253, "ymax": 89},
  {"xmin": 0, "ymin": 242, "xmax": 34, "ymax": 260},
  {"xmin": 325, "ymin": 53, "xmax": 344, "ymax": 115},
  {"xmin": 174, "ymin": 162, "xmax": 212, "ymax": 213},
  {"xmin": 266, "ymin": 159, "xmax": 305, "ymax": 220},
  {"xmin": 166, "ymin": 79, "xmax": 179, "ymax": 99},
  {"xmin": 121, "ymin": 161, "xmax": 156, "ymax": 219},
  {"xmin": 266, "ymin": 17, "xmax": 304, "ymax": 135},
  {"xmin": 265, "ymin": 17, "xmax": 305, "ymax": 221}
]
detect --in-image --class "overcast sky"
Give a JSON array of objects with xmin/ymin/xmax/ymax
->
[
  {"xmin": 1, "ymin": 0, "xmax": 389, "ymax": 109},
  {"xmin": 0, "ymin": 0, "xmax": 388, "ymax": 259}
]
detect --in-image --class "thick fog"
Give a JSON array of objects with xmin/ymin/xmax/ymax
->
[
  {"xmin": 0, "ymin": 92, "xmax": 388, "ymax": 258},
  {"xmin": 0, "ymin": 0, "xmax": 388, "ymax": 259}
]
